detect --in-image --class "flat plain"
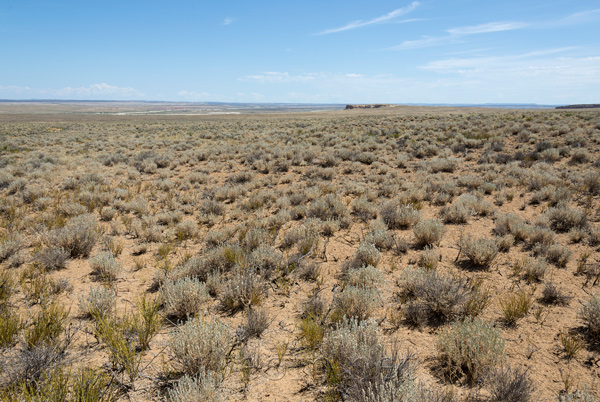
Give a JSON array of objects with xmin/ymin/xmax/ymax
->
[{"xmin": 0, "ymin": 104, "xmax": 599, "ymax": 402}]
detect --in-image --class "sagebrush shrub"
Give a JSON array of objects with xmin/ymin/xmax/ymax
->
[
  {"xmin": 220, "ymin": 269, "xmax": 266, "ymax": 313},
  {"xmin": 323, "ymin": 318, "xmax": 425, "ymax": 402},
  {"xmin": 485, "ymin": 364, "xmax": 534, "ymax": 402},
  {"xmin": 437, "ymin": 317, "xmax": 505, "ymax": 384},
  {"xmin": 168, "ymin": 372, "xmax": 223, "ymax": 402},
  {"xmin": 236, "ymin": 307, "xmax": 270, "ymax": 341},
  {"xmin": 344, "ymin": 265, "xmax": 384, "ymax": 289},
  {"xmin": 161, "ymin": 277, "xmax": 210, "ymax": 319},
  {"xmin": 89, "ymin": 251, "xmax": 121, "ymax": 282},
  {"xmin": 380, "ymin": 202, "xmax": 421, "ymax": 230},
  {"xmin": 49, "ymin": 214, "xmax": 99, "ymax": 258},
  {"xmin": 79, "ymin": 286, "xmax": 116, "ymax": 319},
  {"xmin": 171, "ymin": 315, "xmax": 231, "ymax": 376},
  {"xmin": 413, "ymin": 219, "xmax": 445, "ymax": 248},
  {"xmin": 330, "ymin": 285, "xmax": 380, "ymax": 322},
  {"xmin": 579, "ymin": 294, "xmax": 600, "ymax": 340},
  {"xmin": 545, "ymin": 206, "xmax": 587, "ymax": 233},
  {"xmin": 398, "ymin": 267, "xmax": 474, "ymax": 325},
  {"xmin": 34, "ymin": 247, "xmax": 70, "ymax": 271},
  {"xmin": 459, "ymin": 236, "xmax": 499, "ymax": 269}
]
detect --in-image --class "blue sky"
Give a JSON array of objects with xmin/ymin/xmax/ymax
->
[{"xmin": 1, "ymin": 0, "xmax": 599, "ymax": 104}]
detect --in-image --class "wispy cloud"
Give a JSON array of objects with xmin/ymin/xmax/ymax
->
[
  {"xmin": 316, "ymin": 1, "xmax": 420, "ymax": 35},
  {"xmin": 178, "ymin": 90, "xmax": 212, "ymax": 100},
  {"xmin": 552, "ymin": 8, "xmax": 600, "ymax": 26},
  {"xmin": 390, "ymin": 8, "xmax": 600, "ymax": 51},
  {"xmin": 0, "ymin": 83, "xmax": 143, "ymax": 99},
  {"xmin": 447, "ymin": 21, "xmax": 529, "ymax": 35},
  {"xmin": 222, "ymin": 17, "xmax": 236, "ymax": 26},
  {"xmin": 389, "ymin": 20, "xmax": 525, "ymax": 50},
  {"xmin": 57, "ymin": 83, "xmax": 141, "ymax": 97},
  {"xmin": 420, "ymin": 47, "xmax": 600, "ymax": 96}
]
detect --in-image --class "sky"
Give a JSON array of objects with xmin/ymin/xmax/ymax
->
[{"xmin": 1, "ymin": 0, "xmax": 599, "ymax": 104}]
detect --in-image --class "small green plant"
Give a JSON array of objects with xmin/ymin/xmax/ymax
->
[
  {"xmin": 275, "ymin": 340, "xmax": 289, "ymax": 367},
  {"xmin": 559, "ymin": 330, "xmax": 585, "ymax": 359},
  {"xmin": 298, "ymin": 312, "xmax": 325, "ymax": 350},
  {"xmin": 94, "ymin": 315, "xmax": 142, "ymax": 383},
  {"xmin": 71, "ymin": 366, "xmax": 119, "ymax": 402},
  {"xmin": 25, "ymin": 302, "xmax": 69, "ymax": 349}
]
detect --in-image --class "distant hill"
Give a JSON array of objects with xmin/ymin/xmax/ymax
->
[
  {"xmin": 556, "ymin": 104, "xmax": 600, "ymax": 109},
  {"xmin": 345, "ymin": 104, "xmax": 400, "ymax": 110}
]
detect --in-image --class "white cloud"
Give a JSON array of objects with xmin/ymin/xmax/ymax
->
[
  {"xmin": 222, "ymin": 17, "xmax": 236, "ymax": 26},
  {"xmin": 0, "ymin": 83, "xmax": 142, "ymax": 99},
  {"xmin": 241, "ymin": 72, "xmax": 319, "ymax": 83},
  {"xmin": 317, "ymin": 2, "xmax": 420, "ymax": 35},
  {"xmin": 388, "ymin": 35, "xmax": 457, "ymax": 50},
  {"xmin": 420, "ymin": 48, "xmax": 600, "ymax": 96},
  {"xmin": 57, "ymin": 83, "xmax": 142, "ymax": 97},
  {"xmin": 178, "ymin": 90, "xmax": 212, "ymax": 100}
]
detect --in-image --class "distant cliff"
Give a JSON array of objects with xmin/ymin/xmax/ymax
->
[
  {"xmin": 345, "ymin": 104, "xmax": 399, "ymax": 110},
  {"xmin": 556, "ymin": 104, "xmax": 600, "ymax": 109}
]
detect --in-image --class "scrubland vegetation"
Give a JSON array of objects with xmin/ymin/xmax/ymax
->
[{"xmin": 0, "ymin": 107, "xmax": 599, "ymax": 401}]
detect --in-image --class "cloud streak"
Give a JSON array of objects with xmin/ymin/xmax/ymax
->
[
  {"xmin": 390, "ymin": 8, "xmax": 600, "ymax": 51},
  {"xmin": 317, "ymin": 2, "xmax": 420, "ymax": 35},
  {"xmin": 389, "ymin": 20, "xmax": 526, "ymax": 50},
  {"xmin": 0, "ymin": 83, "xmax": 143, "ymax": 99},
  {"xmin": 447, "ymin": 21, "xmax": 529, "ymax": 35},
  {"xmin": 222, "ymin": 17, "xmax": 236, "ymax": 26}
]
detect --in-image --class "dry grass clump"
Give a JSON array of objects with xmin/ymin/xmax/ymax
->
[{"xmin": 499, "ymin": 290, "xmax": 533, "ymax": 326}]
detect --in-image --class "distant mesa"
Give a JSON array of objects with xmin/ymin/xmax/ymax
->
[
  {"xmin": 345, "ymin": 104, "xmax": 399, "ymax": 110},
  {"xmin": 556, "ymin": 104, "xmax": 600, "ymax": 110}
]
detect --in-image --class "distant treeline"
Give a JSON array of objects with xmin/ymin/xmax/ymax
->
[{"xmin": 556, "ymin": 104, "xmax": 600, "ymax": 109}]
